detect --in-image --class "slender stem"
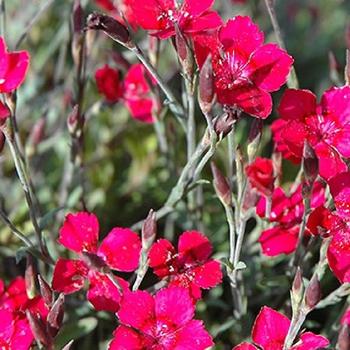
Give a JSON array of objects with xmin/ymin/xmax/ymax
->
[
  {"xmin": 2, "ymin": 125, "xmax": 47, "ymax": 256},
  {"xmin": 263, "ymin": 0, "xmax": 299, "ymax": 89},
  {"xmin": 283, "ymin": 309, "xmax": 307, "ymax": 349},
  {"xmin": 130, "ymin": 45, "xmax": 186, "ymax": 128},
  {"xmin": 227, "ymin": 130, "xmax": 235, "ymax": 188},
  {"xmin": 15, "ymin": 0, "xmax": 55, "ymax": 49}
]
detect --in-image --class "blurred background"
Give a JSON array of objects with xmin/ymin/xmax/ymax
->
[{"xmin": 1, "ymin": 0, "xmax": 350, "ymax": 348}]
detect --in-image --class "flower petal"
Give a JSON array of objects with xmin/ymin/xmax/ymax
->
[
  {"xmin": 98, "ymin": 227, "xmax": 141, "ymax": 272},
  {"xmin": 149, "ymin": 239, "xmax": 176, "ymax": 277},
  {"xmin": 252, "ymin": 306, "xmax": 290, "ymax": 349},
  {"xmin": 321, "ymin": 86, "xmax": 350, "ymax": 124},
  {"xmin": 58, "ymin": 212, "xmax": 99, "ymax": 253},
  {"xmin": 178, "ymin": 231, "xmax": 212, "ymax": 262},
  {"xmin": 52, "ymin": 258, "xmax": 88, "ymax": 294},
  {"xmin": 109, "ymin": 326, "xmax": 144, "ymax": 350},
  {"xmin": 291, "ymin": 332, "xmax": 329, "ymax": 350},
  {"xmin": 193, "ymin": 260, "xmax": 222, "ymax": 289},
  {"xmin": 155, "ymin": 287, "xmax": 195, "ymax": 327}
]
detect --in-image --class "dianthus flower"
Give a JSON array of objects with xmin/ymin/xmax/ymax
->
[
  {"xmin": 109, "ymin": 286, "xmax": 214, "ymax": 349},
  {"xmin": 128, "ymin": 0, "xmax": 222, "ymax": 39},
  {"xmin": 148, "ymin": 231, "xmax": 222, "ymax": 299},
  {"xmin": 0, "ymin": 277, "xmax": 48, "ymax": 350},
  {"xmin": 246, "ymin": 157, "xmax": 274, "ymax": 196},
  {"xmin": 194, "ymin": 16, "xmax": 293, "ymax": 118},
  {"xmin": 272, "ymin": 86, "xmax": 350, "ymax": 179},
  {"xmin": 256, "ymin": 182, "xmax": 325, "ymax": 256},
  {"xmin": 95, "ymin": 63, "xmax": 157, "ymax": 123},
  {"xmin": 52, "ymin": 212, "xmax": 141, "ymax": 312},
  {"xmin": 233, "ymin": 306, "xmax": 329, "ymax": 350}
]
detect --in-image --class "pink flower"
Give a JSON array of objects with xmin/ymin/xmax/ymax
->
[
  {"xmin": 95, "ymin": 64, "xmax": 123, "ymax": 103},
  {"xmin": 52, "ymin": 212, "xmax": 141, "ymax": 312},
  {"xmin": 245, "ymin": 157, "xmax": 274, "ymax": 196},
  {"xmin": 128, "ymin": 0, "xmax": 222, "ymax": 39},
  {"xmin": 233, "ymin": 306, "xmax": 329, "ymax": 350},
  {"xmin": 123, "ymin": 64, "xmax": 158, "ymax": 123},
  {"xmin": 341, "ymin": 306, "xmax": 350, "ymax": 325},
  {"xmin": 148, "ymin": 231, "xmax": 222, "ymax": 299},
  {"xmin": 0, "ymin": 277, "xmax": 48, "ymax": 350},
  {"xmin": 109, "ymin": 287, "xmax": 214, "ymax": 349},
  {"xmin": 0, "ymin": 37, "xmax": 29, "ymax": 93},
  {"xmin": 272, "ymin": 86, "xmax": 350, "ymax": 179},
  {"xmin": 256, "ymin": 182, "xmax": 325, "ymax": 256},
  {"xmin": 194, "ymin": 16, "xmax": 293, "ymax": 118}
]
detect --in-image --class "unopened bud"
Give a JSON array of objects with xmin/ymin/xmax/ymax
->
[
  {"xmin": 25, "ymin": 255, "xmax": 36, "ymax": 299},
  {"xmin": 291, "ymin": 267, "xmax": 304, "ymax": 311},
  {"xmin": 175, "ymin": 26, "xmax": 193, "ymax": 79},
  {"xmin": 198, "ymin": 55, "xmax": 215, "ymax": 115},
  {"xmin": 73, "ymin": 0, "xmax": 83, "ymax": 34},
  {"xmin": 346, "ymin": 50, "xmax": 350, "ymax": 86},
  {"xmin": 211, "ymin": 162, "xmax": 231, "ymax": 206},
  {"xmin": 47, "ymin": 293, "xmax": 65, "ymax": 337},
  {"xmin": 213, "ymin": 111, "xmax": 236, "ymax": 139},
  {"xmin": 86, "ymin": 12, "xmax": 130, "ymax": 45},
  {"xmin": 337, "ymin": 325, "xmax": 350, "ymax": 350},
  {"xmin": 305, "ymin": 274, "xmax": 321, "ymax": 310},
  {"xmin": 67, "ymin": 105, "xmax": 79, "ymax": 135},
  {"xmin": 247, "ymin": 119, "xmax": 263, "ymax": 162},
  {"xmin": 30, "ymin": 117, "xmax": 46, "ymax": 147},
  {"xmin": 142, "ymin": 209, "xmax": 157, "ymax": 250},
  {"xmin": 72, "ymin": 1, "xmax": 85, "ymax": 68},
  {"xmin": 0, "ymin": 131, "xmax": 5, "ymax": 153},
  {"xmin": 27, "ymin": 311, "xmax": 53, "ymax": 348},
  {"xmin": 38, "ymin": 275, "xmax": 53, "ymax": 307},
  {"xmin": 302, "ymin": 141, "xmax": 318, "ymax": 186}
]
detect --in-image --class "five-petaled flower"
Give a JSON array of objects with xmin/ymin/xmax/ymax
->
[
  {"xmin": 0, "ymin": 277, "xmax": 48, "ymax": 350},
  {"xmin": 256, "ymin": 181, "xmax": 325, "ymax": 256},
  {"xmin": 109, "ymin": 286, "xmax": 214, "ymax": 349},
  {"xmin": 194, "ymin": 16, "xmax": 293, "ymax": 118},
  {"xmin": 128, "ymin": 0, "xmax": 222, "ymax": 39},
  {"xmin": 233, "ymin": 306, "xmax": 329, "ymax": 350},
  {"xmin": 52, "ymin": 212, "xmax": 141, "ymax": 312},
  {"xmin": 272, "ymin": 86, "xmax": 350, "ymax": 180},
  {"xmin": 148, "ymin": 230, "xmax": 222, "ymax": 299}
]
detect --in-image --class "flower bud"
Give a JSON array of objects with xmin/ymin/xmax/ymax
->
[
  {"xmin": 29, "ymin": 117, "xmax": 46, "ymax": 152},
  {"xmin": 247, "ymin": 119, "xmax": 263, "ymax": 162},
  {"xmin": 198, "ymin": 55, "xmax": 215, "ymax": 115},
  {"xmin": 305, "ymin": 274, "xmax": 321, "ymax": 310},
  {"xmin": 0, "ymin": 131, "xmax": 5, "ymax": 153},
  {"xmin": 47, "ymin": 293, "xmax": 65, "ymax": 337},
  {"xmin": 175, "ymin": 26, "xmax": 193, "ymax": 79},
  {"xmin": 337, "ymin": 325, "xmax": 350, "ymax": 350},
  {"xmin": 38, "ymin": 275, "xmax": 53, "ymax": 307},
  {"xmin": 302, "ymin": 141, "xmax": 318, "ymax": 186},
  {"xmin": 26, "ymin": 311, "xmax": 53, "ymax": 348},
  {"xmin": 86, "ymin": 12, "xmax": 130, "ymax": 45},
  {"xmin": 142, "ymin": 209, "xmax": 157, "ymax": 250},
  {"xmin": 73, "ymin": 0, "xmax": 83, "ymax": 34},
  {"xmin": 67, "ymin": 105, "xmax": 79, "ymax": 135},
  {"xmin": 213, "ymin": 111, "xmax": 237, "ymax": 139},
  {"xmin": 211, "ymin": 162, "xmax": 231, "ymax": 206},
  {"xmin": 72, "ymin": 1, "xmax": 85, "ymax": 68},
  {"xmin": 291, "ymin": 267, "xmax": 304, "ymax": 311},
  {"xmin": 25, "ymin": 255, "xmax": 36, "ymax": 299}
]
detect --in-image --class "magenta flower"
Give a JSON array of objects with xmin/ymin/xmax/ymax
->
[
  {"xmin": 194, "ymin": 16, "xmax": 293, "ymax": 118},
  {"xmin": 123, "ymin": 64, "xmax": 158, "ymax": 123},
  {"xmin": 272, "ymin": 86, "xmax": 350, "ymax": 179},
  {"xmin": 233, "ymin": 306, "xmax": 329, "ymax": 350},
  {"xmin": 0, "ymin": 277, "xmax": 48, "ymax": 350},
  {"xmin": 148, "ymin": 231, "xmax": 222, "ymax": 299},
  {"xmin": 95, "ymin": 64, "xmax": 123, "ymax": 103},
  {"xmin": 52, "ymin": 212, "xmax": 141, "ymax": 312},
  {"xmin": 128, "ymin": 0, "xmax": 222, "ymax": 39},
  {"xmin": 109, "ymin": 287, "xmax": 214, "ymax": 349},
  {"xmin": 256, "ymin": 182, "xmax": 325, "ymax": 256}
]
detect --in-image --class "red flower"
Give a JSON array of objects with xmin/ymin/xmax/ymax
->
[
  {"xmin": 95, "ymin": 64, "xmax": 123, "ymax": 103},
  {"xmin": 109, "ymin": 287, "xmax": 214, "ymax": 349},
  {"xmin": 246, "ymin": 157, "xmax": 274, "ymax": 196},
  {"xmin": 128, "ymin": 0, "xmax": 222, "ymax": 39},
  {"xmin": 341, "ymin": 306, "xmax": 350, "ymax": 325},
  {"xmin": 0, "ymin": 277, "xmax": 48, "ymax": 350},
  {"xmin": 123, "ymin": 64, "xmax": 158, "ymax": 123},
  {"xmin": 272, "ymin": 87, "xmax": 350, "ymax": 179},
  {"xmin": 194, "ymin": 16, "xmax": 293, "ymax": 118},
  {"xmin": 0, "ymin": 37, "xmax": 29, "ymax": 93},
  {"xmin": 148, "ymin": 231, "xmax": 222, "ymax": 299},
  {"xmin": 256, "ymin": 182, "xmax": 325, "ymax": 256},
  {"xmin": 52, "ymin": 212, "xmax": 141, "ymax": 312},
  {"xmin": 233, "ymin": 306, "xmax": 329, "ymax": 350}
]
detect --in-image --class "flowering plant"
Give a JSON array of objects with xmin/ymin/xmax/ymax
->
[{"xmin": 0, "ymin": 0, "xmax": 350, "ymax": 349}]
